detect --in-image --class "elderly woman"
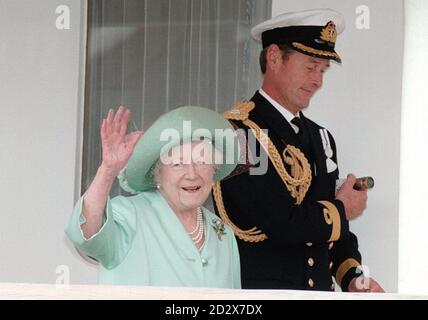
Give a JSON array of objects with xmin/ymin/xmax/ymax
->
[{"xmin": 65, "ymin": 105, "xmax": 241, "ymax": 288}]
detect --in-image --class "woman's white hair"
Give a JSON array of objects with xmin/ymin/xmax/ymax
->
[{"xmin": 151, "ymin": 141, "xmax": 222, "ymax": 186}]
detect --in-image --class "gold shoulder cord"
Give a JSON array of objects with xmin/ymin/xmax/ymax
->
[{"xmin": 213, "ymin": 101, "xmax": 312, "ymax": 242}]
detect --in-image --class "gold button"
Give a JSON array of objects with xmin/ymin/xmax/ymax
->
[
  {"xmin": 308, "ymin": 278, "xmax": 314, "ymax": 288},
  {"xmin": 307, "ymin": 258, "xmax": 314, "ymax": 267},
  {"xmin": 331, "ymin": 283, "xmax": 336, "ymax": 290},
  {"xmin": 306, "ymin": 242, "xmax": 313, "ymax": 247},
  {"xmin": 328, "ymin": 242, "xmax": 334, "ymax": 250},
  {"xmin": 329, "ymin": 261, "xmax": 333, "ymax": 269}
]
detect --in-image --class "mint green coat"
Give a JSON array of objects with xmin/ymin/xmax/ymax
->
[{"xmin": 65, "ymin": 190, "xmax": 241, "ymax": 288}]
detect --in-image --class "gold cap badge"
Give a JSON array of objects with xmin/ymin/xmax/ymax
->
[{"xmin": 320, "ymin": 21, "xmax": 337, "ymax": 44}]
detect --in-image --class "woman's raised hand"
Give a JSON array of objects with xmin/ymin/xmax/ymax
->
[{"xmin": 100, "ymin": 106, "xmax": 143, "ymax": 177}]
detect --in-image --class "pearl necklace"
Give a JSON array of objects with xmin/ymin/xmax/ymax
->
[{"xmin": 188, "ymin": 207, "xmax": 204, "ymax": 250}]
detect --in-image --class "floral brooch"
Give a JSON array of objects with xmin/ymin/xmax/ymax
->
[{"xmin": 212, "ymin": 218, "xmax": 226, "ymax": 240}]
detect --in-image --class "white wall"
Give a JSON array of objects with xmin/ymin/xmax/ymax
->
[
  {"xmin": 399, "ymin": 0, "xmax": 428, "ymax": 294},
  {"xmin": 271, "ymin": 1, "xmax": 403, "ymax": 292},
  {"xmin": 0, "ymin": 0, "xmax": 97, "ymax": 284}
]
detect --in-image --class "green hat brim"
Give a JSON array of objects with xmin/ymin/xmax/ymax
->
[{"xmin": 118, "ymin": 106, "xmax": 240, "ymax": 193}]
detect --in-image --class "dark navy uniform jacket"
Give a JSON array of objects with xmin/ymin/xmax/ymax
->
[{"xmin": 213, "ymin": 91, "xmax": 362, "ymax": 291}]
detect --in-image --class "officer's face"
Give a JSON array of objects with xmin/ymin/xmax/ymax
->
[{"xmin": 271, "ymin": 50, "xmax": 330, "ymax": 114}]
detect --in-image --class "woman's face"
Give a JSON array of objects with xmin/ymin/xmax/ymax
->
[{"xmin": 157, "ymin": 142, "xmax": 219, "ymax": 214}]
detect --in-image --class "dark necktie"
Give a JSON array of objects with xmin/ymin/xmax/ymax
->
[
  {"xmin": 291, "ymin": 117, "xmax": 310, "ymax": 146},
  {"xmin": 291, "ymin": 117, "xmax": 312, "ymax": 163}
]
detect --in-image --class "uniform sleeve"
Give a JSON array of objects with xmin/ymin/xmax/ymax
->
[
  {"xmin": 217, "ymin": 172, "xmax": 350, "ymax": 246},
  {"xmin": 64, "ymin": 195, "xmax": 137, "ymax": 270},
  {"xmin": 329, "ymin": 232, "xmax": 363, "ymax": 291},
  {"xmin": 327, "ymin": 130, "xmax": 363, "ymax": 291}
]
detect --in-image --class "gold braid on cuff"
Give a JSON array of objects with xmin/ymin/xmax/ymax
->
[
  {"xmin": 335, "ymin": 258, "xmax": 362, "ymax": 288},
  {"xmin": 318, "ymin": 200, "xmax": 341, "ymax": 242}
]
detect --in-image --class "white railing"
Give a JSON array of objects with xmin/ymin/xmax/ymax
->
[{"xmin": 0, "ymin": 283, "xmax": 426, "ymax": 300}]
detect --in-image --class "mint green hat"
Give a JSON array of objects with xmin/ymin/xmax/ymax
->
[{"xmin": 118, "ymin": 106, "xmax": 240, "ymax": 193}]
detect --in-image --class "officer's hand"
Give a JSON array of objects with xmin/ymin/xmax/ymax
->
[
  {"xmin": 348, "ymin": 276, "xmax": 385, "ymax": 293},
  {"xmin": 335, "ymin": 173, "xmax": 367, "ymax": 220}
]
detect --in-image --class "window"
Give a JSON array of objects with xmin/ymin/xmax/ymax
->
[{"xmin": 82, "ymin": 0, "xmax": 271, "ymax": 195}]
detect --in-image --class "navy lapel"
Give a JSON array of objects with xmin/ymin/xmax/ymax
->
[
  {"xmin": 250, "ymin": 92, "xmax": 301, "ymax": 149},
  {"xmin": 300, "ymin": 112, "xmax": 327, "ymax": 178},
  {"xmin": 248, "ymin": 92, "xmax": 335, "ymax": 201},
  {"xmin": 300, "ymin": 112, "xmax": 337, "ymax": 200}
]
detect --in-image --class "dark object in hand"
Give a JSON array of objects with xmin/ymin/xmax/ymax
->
[
  {"xmin": 353, "ymin": 177, "xmax": 374, "ymax": 191},
  {"xmin": 336, "ymin": 176, "xmax": 374, "ymax": 193}
]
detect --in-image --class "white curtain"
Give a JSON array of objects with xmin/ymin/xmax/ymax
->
[{"xmin": 83, "ymin": 0, "xmax": 271, "ymax": 195}]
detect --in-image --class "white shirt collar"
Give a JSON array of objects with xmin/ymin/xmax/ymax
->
[{"xmin": 258, "ymin": 88, "xmax": 300, "ymax": 133}]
